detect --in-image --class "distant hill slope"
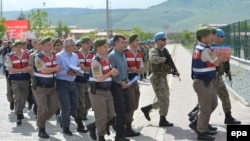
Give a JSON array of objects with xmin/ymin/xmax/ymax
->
[{"xmin": 3, "ymin": 0, "xmax": 250, "ymax": 32}]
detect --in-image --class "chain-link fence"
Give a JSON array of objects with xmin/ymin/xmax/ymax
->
[{"xmin": 221, "ymin": 20, "xmax": 250, "ymax": 60}]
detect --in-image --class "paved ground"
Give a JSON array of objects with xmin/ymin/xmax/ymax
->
[{"xmin": 0, "ymin": 44, "xmax": 249, "ymax": 141}]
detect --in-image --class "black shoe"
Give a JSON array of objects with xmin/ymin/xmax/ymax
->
[
  {"xmin": 99, "ymin": 135, "xmax": 105, "ymax": 141},
  {"xmin": 189, "ymin": 120, "xmax": 198, "ymax": 133},
  {"xmin": 10, "ymin": 101, "xmax": 14, "ymax": 110},
  {"xmin": 225, "ymin": 117, "xmax": 241, "ymax": 124},
  {"xmin": 159, "ymin": 116, "xmax": 174, "ymax": 127},
  {"xmin": 125, "ymin": 129, "xmax": 140, "ymax": 137},
  {"xmin": 63, "ymin": 128, "xmax": 73, "ymax": 136},
  {"xmin": 141, "ymin": 105, "xmax": 152, "ymax": 121},
  {"xmin": 188, "ymin": 109, "xmax": 199, "ymax": 122},
  {"xmin": 38, "ymin": 128, "xmax": 49, "ymax": 138},
  {"xmin": 83, "ymin": 113, "xmax": 88, "ymax": 120},
  {"xmin": 115, "ymin": 137, "xmax": 130, "ymax": 141},
  {"xmin": 208, "ymin": 124, "xmax": 217, "ymax": 131},
  {"xmin": 28, "ymin": 103, "xmax": 33, "ymax": 110},
  {"xmin": 77, "ymin": 122, "xmax": 88, "ymax": 133},
  {"xmin": 87, "ymin": 122, "xmax": 97, "ymax": 140},
  {"xmin": 56, "ymin": 115, "xmax": 62, "ymax": 128},
  {"xmin": 203, "ymin": 130, "xmax": 217, "ymax": 135},
  {"xmin": 16, "ymin": 118, "xmax": 22, "ymax": 126},
  {"xmin": 197, "ymin": 132, "xmax": 215, "ymax": 140},
  {"xmin": 188, "ymin": 105, "xmax": 199, "ymax": 117},
  {"xmin": 16, "ymin": 114, "xmax": 22, "ymax": 125}
]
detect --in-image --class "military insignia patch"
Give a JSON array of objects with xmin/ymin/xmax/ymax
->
[
  {"xmin": 36, "ymin": 61, "xmax": 42, "ymax": 69},
  {"xmin": 91, "ymin": 60, "xmax": 102, "ymax": 77}
]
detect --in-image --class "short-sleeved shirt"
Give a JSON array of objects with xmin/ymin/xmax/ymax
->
[
  {"xmin": 5, "ymin": 52, "xmax": 24, "ymax": 68},
  {"xmin": 34, "ymin": 53, "xmax": 53, "ymax": 71}
]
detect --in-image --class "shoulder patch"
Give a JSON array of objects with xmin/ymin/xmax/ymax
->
[{"xmin": 36, "ymin": 61, "xmax": 42, "ymax": 69}]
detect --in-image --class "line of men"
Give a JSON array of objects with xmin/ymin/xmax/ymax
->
[
  {"xmin": 2, "ymin": 27, "xmax": 241, "ymax": 141},
  {"xmin": 2, "ymin": 32, "xmax": 172, "ymax": 141}
]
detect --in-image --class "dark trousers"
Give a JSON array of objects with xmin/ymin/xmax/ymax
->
[
  {"xmin": 56, "ymin": 79, "xmax": 79, "ymax": 130},
  {"xmin": 111, "ymin": 82, "xmax": 130, "ymax": 138}
]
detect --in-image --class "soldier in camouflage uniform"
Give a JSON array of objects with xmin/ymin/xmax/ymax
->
[
  {"xmin": 139, "ymin": 41, "xmax": 145, "ymax": 81},
  {"xmin": 142, "ymin": 41, "xmax": 150, "ymax": 79},
  {"xmin": 214, "ymin": 29, "xmax": 241, "ymax": 124},
  {"xmin": 140, "ymin": 32, "xmax": 174, "ymax": 127}
]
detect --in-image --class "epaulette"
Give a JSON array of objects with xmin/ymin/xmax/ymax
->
[{"xmin": 37, "ymin": 52, "xmax": 45, "ymax": 58}]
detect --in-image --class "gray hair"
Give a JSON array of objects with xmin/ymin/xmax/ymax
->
[{"xmin": 63, "ymin": 38, "xmax": 75, "ymax": 48}]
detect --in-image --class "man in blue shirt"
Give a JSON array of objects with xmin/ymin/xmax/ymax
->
[
  {"xmin": 56, "ymin": 38, "xmax": 81, "ymax": 136},
  {"xmin": 108, "ymin": 35, "xmax": 130, "ymax": 141}
]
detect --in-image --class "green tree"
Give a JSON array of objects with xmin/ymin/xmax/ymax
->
[
  {"xmin": 27, "ymin": 9, "xmax": 52, "ymax": 38},
  {"xmin": 0, "ymin": 18, "xmax": 7, "ymax": 39},
  {"xmin": 54, "ymin": 20, "xmax": 70, "ymax": 38},
  {"xmin": 131, "ymin": 27, "xmax": 152, "ymax": 41}
]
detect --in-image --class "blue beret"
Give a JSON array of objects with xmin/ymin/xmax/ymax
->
[
  {"xmin": 154, "ymin": 32, "xmax": 166, "ymax": 41},
  {"xmin": 76, "ymin": 40, "xmax": 81, "ymax": 46},
  {"xmin": 108, "ymin": 38, "xmax": 114, "ymax": 46},
  {"xmin": 216, "ymin": 29, "xmax": 224, "ymax": 37}
]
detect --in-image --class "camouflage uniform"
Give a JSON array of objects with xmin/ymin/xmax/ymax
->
[
  {"xmin": 150, "ymin": 45, "xmax": 170, "ymax": 116},
  {"xmin": 215, "ymin": 63, "xmax": 231, "ymax": 113},
  {"xmin": 142, "ymin": 44, "xmax": 150, "ymax": 78}
]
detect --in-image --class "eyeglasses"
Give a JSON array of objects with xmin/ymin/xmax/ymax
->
[{"xmin": 159, "ymin": 38, "xmax": 167, "ymax": 41}]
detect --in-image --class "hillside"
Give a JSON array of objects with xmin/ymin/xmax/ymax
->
[{"xmin": 2, "ymin": 0, "xmax": 250, "ymax": 32}]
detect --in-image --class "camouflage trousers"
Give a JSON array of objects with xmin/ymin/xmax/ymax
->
[
  {"xmin": 150, "ymin": 74, "xmax": 170, "ymax": 116},
  {"xmin": 143, "ymin": 60, "xmax": 149, "ymax": 74},
  {"xmin": 215, "ymin": 75, "xmax": 231, "ymax": 113}
]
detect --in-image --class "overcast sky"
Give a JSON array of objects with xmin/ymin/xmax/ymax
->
[{"xmin": 2, "ymin": 0, "xmax": 167, "ymax": 11}]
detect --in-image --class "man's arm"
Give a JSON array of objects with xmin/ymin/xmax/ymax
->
[{"xmin": 149, "ymin": 48, "xmax": 166, "ymax": 64}]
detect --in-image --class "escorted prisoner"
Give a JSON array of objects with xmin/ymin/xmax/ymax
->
[
  {"xmin": 5, "ymin": 40, "xmax": 31, "ymax": 125},
  {"xmin": 141, "ymin": 32, "xmax": 175, "ymax": 127},
  {"xmin": 56, "ymin": 38, "xmax": 80, "ymax": 136},
  {"xmin": 87, "ymin": 38, "xmax": 117, "ymax": 141},
  {"xmin": 108, "ymin": 35, "xmax": 130, "ymax": 141},
  {"xmin": 123, "ymin": 33, "xmax": 142, "ymax": 137},
  {"xmin": 33, "ymin": 36, "xmax": 62, "ymax": 138}
]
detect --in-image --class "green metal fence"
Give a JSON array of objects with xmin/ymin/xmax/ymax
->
[{"xmin": 221, "ymin": 20, "xmax": 250, "ymax": 60}]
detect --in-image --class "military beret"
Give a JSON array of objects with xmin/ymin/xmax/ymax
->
[
  {"xmin": 13, "ymin": 40, "xmax": 22, "ymax": 47},
  {"xmin": 52, "ymin": 38, "xmax": 62, "ymax": 46},
  {"xmin": 154, "ymin": 32, "xmax": 166, "ymax": 41},
  {"xmin": 216, "ymin": 29, "xmax": 224, "ymax": 37},
  {"xmin": 211, "ymin": 28, "xmax": 217, "ymax": 35},
  {"xmin": 108, "ymin": 38, "xmax": 114, "ymax": 46},
  {"xmin": 196, "ymin": 26, "xmax": 211, "ymax": 37},
  {"xmin": 22, "ymin": 41, "xmax": 26, "ymax": 45},
  {"xmin": 40, "ymin": 36, "xmax": 52, "ymax": 45},
  {"xmin": 79, "ymin": 36, "xmax": 91, "ymax": 43},
  {"xmin": 94, "ymin": 38, "xmax": 107, "ymax": 47},
  {"xmin": 128, "ymin": 33, "xmax": 138, "ymax": 44}
]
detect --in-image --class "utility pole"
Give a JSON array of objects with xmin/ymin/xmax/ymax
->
[
  {"xmin": 106, "ymin": 0, "xmax": 110, "ymax": 38},
  {"xmin": 0, "ymin": 0, "xmax": 2, "ymax": 18}
]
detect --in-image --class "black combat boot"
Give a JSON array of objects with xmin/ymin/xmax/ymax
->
[
  {"xmin": 38, "ymin": 128, "xmax": 49, "ymax": 138},
  {"xmin": 98, "ymin": 135, "xmax": 105, "ymax": 141},
  {"xmin": 189, "ymin": 119, "xmax": 198, "ymax": 133},
  {"xmin": 159, "ymin": 116, "xmax": 174, "ymax": 127},
  {"xmin": 87, "ymin": 122, "xmax": 97, "ymax": 140},
  {"xmin": 16, "ymin": 114, "xmax": 22, "ymax": 125},
  {"xmin": 224, "ymin": 111, "xmax": 241, "ymax": 124},
  {"xmin": 197, "ymin": 131, "xmax": 215, "ymax": 140},
  {"xmin": 76, "ymin": 119, "xmax": 88, "ymax": 133},
  {"xmin": 140, "ymin": 74, "xmax": 143, "ymax": 81},
  {"xmin": 125, "ymin": 123, "xmax": 140, "ymax": 137},
  {"xmin": 141, "ymin": 104, "xmax": 153, "ymax": 121},
  {"xmin": 188, "ymin": 109, "xmax": 199, "ymax": 122},
  {"xmin": 188, "ymin": 105, "xmax": 199, "ymax": 117},
  {"xmin": 10, "ymin": 101, "xmax": 14, "ymax": 110}
]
